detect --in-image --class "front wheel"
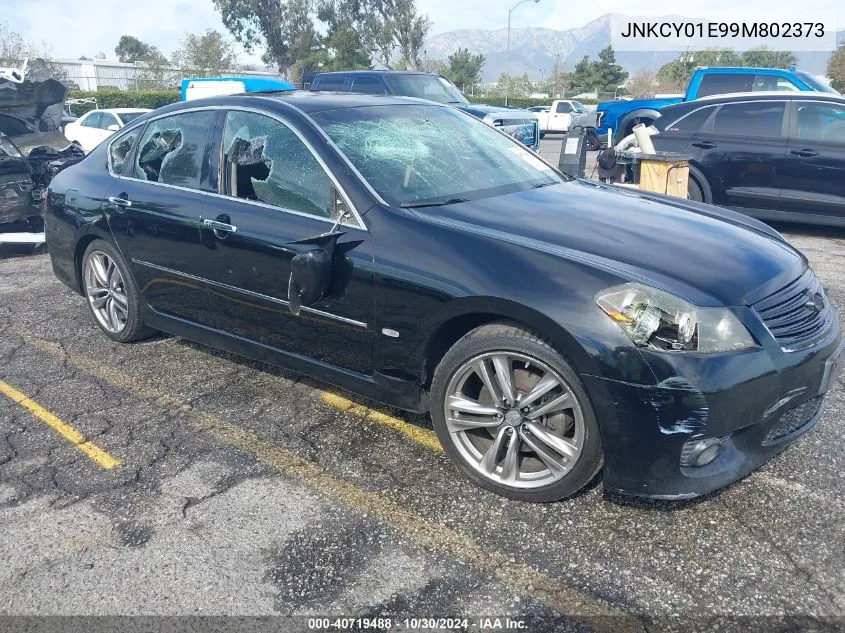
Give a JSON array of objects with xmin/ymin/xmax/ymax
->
[{"xmin": 430, "ymin": 323, "xmax": 603, "ymax": 502}]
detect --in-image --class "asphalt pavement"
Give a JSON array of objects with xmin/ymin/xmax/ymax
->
[{"xmin": 0, "ymin": 149, "xmax": 843, "ymax": 630}]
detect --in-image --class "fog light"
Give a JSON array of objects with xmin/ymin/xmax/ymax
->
[{"xmin": 680, "ymin": 437, "xmax": 723, "ymax": 468}]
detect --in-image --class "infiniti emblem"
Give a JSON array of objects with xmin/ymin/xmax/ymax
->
[{"xmin": 805, "ymin": 292, "xmax": 825, "ymax": 312}]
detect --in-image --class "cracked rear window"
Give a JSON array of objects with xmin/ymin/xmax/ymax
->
[
  {"xmin": 134, "ymin": 110, "xmax": 215, "ymax": 189},
  {"xmin": 312, "ymin": 104, "xmax": 561, "ymax": 207}
]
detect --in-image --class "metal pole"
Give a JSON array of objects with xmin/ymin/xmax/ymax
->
[{"xmin": 505, "ymin": 8, "xmax": 512, "ymax": 106}]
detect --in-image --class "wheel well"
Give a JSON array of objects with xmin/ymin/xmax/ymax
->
[
  {"xmin": 73, "ymin": 235, "xmax": 102, "ymax": 294},
  {"xmin": 422, "ymin": 312, "xmax": 566, "ymax": 390}
]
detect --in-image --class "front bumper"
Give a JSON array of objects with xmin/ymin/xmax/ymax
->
[{"xmin": 583, "ymin": 318, "xmax": 843, "ymax": 499}]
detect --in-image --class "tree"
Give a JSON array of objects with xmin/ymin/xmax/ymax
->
[
  {"xmin": 444, "ymin": 47, "xmax": 485, "ymax": 90},
  {"xmin": 214, "ymin": 0, "xmax": 316, "ymax": 75},
  {"xmin": 114, "ymin": 35, "xmax": 165, "ymax": 64},
  {"xmin": 740, "ymin": 48, "xmax": 797, "ymax": 69},
  {"xmin": 0, "ymin": 20, "xmax": 52, "ymax": 66},
  {"xmin": 390, "ymin": 0, "xmax": 430, "ymax": 70},
  {"xmin": 317, "ymin": 0, "xmax": 378, "ymax": 70},
  {"xmin": 828, "ymin": 45, "xmax": 845, "ymax": 92},
  {"xmin": 172, "ymin": 29, "xmax": 240, "ymax": 76},
  {"xmin": 569, "ymin": 47, "xmax": 627, "ymax": 92}
]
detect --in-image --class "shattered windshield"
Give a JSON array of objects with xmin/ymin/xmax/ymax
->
[
  {"xmin": 383, "ymin": 75, "xmax": 469, "ymax": 105},
  {"xmin": 313, "ymin": 105, "xmax": 562, "ymax": 207}
]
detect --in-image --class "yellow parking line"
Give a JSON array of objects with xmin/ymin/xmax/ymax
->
[
  {"xmin": 16, "ymin": 333, "xmax": 632, "ymax": 628},
  {"xmin": 321, "ymin": 391, "xmax": 443, "ymax": 453},
  {"xmin": 0, "ymin": 379, "xmax": 120, "ymax": 469}
]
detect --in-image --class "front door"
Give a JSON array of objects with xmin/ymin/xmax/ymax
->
[
  {"xmin": 199, "ymin": 109, "xmax": 375, "ymax": 375},
  {"xmin": 779, "ymin": 100, "xmax": 845, "ymax": 222},
  {"xmin": 105, "ymin": 109, "xmax": 219, "ymax": 326},
  {"xmin": 690, "ymin": 100, "xmax": 789, "ymax": 211}
]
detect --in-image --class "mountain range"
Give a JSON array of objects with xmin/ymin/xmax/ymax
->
[{"xmin": 422, "ymin": 14, "xmax": 845, "ymax": 81}]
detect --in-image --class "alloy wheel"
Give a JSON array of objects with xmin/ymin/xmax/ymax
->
[
  {"xmin": 443, "ymin": 351, "xmax": 585, "ymax": 490},
  {"xmin": 84, "ymin": 250, "xmax": 129, "ymax": 334}
]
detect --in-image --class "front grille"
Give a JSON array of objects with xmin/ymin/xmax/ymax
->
[
  {"xmin": 763, "ymin": 396, "xmax": 823, "ymax": 444},
  {"xmin": 752, "ymin": 269, "xmax": 831, "ymax": 350}
]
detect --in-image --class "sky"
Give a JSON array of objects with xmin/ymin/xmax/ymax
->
[{"xmin": 5, "ymin": 0, "xmax": 842, "ymax": 64}]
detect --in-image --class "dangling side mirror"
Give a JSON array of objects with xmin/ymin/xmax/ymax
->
[{"xmin": 287, "ymin": 248, "xmax": 332, "ymax": 315}]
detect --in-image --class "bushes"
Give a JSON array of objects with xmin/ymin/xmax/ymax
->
[{"xmin": 66, "ymin": 90, "xmax": 181, "ymax": 114}]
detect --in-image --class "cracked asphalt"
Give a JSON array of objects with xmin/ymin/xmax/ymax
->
[{"xmin": 0, "ymin": 220, "xmax": 843, "ymax": 632}]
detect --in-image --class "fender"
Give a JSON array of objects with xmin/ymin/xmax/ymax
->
[{"xmin": 614, "ymin": 108, "xmax": 661, "ymax": 144}]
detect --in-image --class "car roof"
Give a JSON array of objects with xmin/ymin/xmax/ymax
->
[
  {"xmin": 146, "ymin": 90, "xmax": 444, "ymax": 117},
  {"xmin": 661, "ymin": 91, "xmax": 844, "ymax": 115},
  {"xmin": 88, "ymin": 108, "xmax": 153, "ymax": 114},
  {"xmin": 313, "ymin": 70, "xmax": 436, "ymax": 77}
]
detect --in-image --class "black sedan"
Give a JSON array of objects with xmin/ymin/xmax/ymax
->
[
  {"xmin": 44, "ymin": 92, "xmax": 843, "ymax": 501},
  {"xmin": 651, "ymin": 92, "xmax": 845, "ymax": 227}
]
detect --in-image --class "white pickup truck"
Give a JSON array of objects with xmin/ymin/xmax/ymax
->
[{"xmin": 529, "ymin": 100, "xmax": 594, "ymax": 134}]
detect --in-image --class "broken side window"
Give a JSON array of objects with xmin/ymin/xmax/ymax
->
[
  {"xmin": 108, "ymin": 130, "xmax": 137, "ymax": 175},
  {"xmin": 133, "ymin": 110, "xmax": 215, "ymax": 189},
  {"xmin": 222, "ymin": 110, "xmax": 332, "ymax": 218}
]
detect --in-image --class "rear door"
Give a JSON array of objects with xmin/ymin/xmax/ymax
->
[
  {"xmin": 779, "ymin": 99, "xmax": 845, "ymax": 221},
  {"xmin": 105, "ymin": 109, "xmax": 219, "ymax": 326},
  {"xmin": 199, "ymin": 109, "xmax": 375, "ymax": 374},
  {"xmin": 689, "ymin": 100, "xmax": 789, "ymax": 211}
]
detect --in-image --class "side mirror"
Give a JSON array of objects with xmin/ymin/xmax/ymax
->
[
  {"xmin": 287, "ymin": 248, "xmax": 332, "ymax": 315},
  {"xmin": 106, "ymin": 124, "xmax": 119, "ymax": 132}
]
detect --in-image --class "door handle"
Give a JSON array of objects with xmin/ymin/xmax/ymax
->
[
  {"xmin": 107, "ymin": 196, "xmax": 132, "ymax": 208},
  {"xmin": 691, "ymin": 141, "xmax": 715, "ymax": 149},
  {"xmin": 789, "ymin": 149, "xmax": 818, "ymax": 158},
  {"xmin": 201, "ymin": 218, "xmax": 238, "ymax": 233}
]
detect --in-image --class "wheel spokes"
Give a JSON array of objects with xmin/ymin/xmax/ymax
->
[
  {"xmin": 91, "ymin": 254, "xmax": 109, "ymax": 286},
  {"xmin": 518, "ymin": 372, "xmax": 560, "ymax": 409},
  {"xmin": 525, "ymin": 392, "xmax": 571, "ymax": 420},
  {"xmin": 491, "ymin": 354, "xmax": 517, "ymax": 405},
  {"xmin": 446, "ymin": 395, "xmax": 500, "ymax": 417},
  {"xmin": 471, "ymin": 358, "xmax": 501, "ymax": 404},
  {"xmin": 519, "ymin": 427, "xmax": 568, "ymax": 477},
  {"xmin": 479, "ymin": 426, "xmax": 509, "ymax": 475},
  {"xmin": 523, "ymin": 421, "xmax": 579, "ymax": 460},
  {"xmin": 500, "ymin": 431, "xmax": 521, "ymax": 483}
]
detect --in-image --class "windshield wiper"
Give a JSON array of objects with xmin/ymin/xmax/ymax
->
[{"xmin": 400, "ymin": 197, "xmax": 469, "ymax": 208}]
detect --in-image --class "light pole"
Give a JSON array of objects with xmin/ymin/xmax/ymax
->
[{"xmin": 505, "ymin": 0, "xmax": 540, "ymax": 106}]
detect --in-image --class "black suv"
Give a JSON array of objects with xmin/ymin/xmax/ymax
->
[{"xmin": 650, "ymin": 92, "xmax": 845, "ymax": 227}]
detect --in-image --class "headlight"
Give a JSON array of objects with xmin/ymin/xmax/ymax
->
[{"xmin": 596, "ymin": 283, "xmax": 756, "ymax": 353}]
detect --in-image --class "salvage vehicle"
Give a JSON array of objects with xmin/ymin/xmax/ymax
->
[
  {"xmin": 310, "ymin": 70, "xmax": 540, "ymax": 151},
  {"xmin": 596, "ymin": 66, "xmax": 839, "ymax": 144},
  {"xmin": 64, "ymin": 108, "xmax": 152, "ymax": 153},
  {"xmin": 0, "ymin": 59, "xmax": 84, "ymax": 232},
  {"xmin": 45, "ymin": 93, "xmax": 843, "ymax": 501},
  {"xmin": 648, "ymin": 92, "xmax": 845, "ymax": 227}
]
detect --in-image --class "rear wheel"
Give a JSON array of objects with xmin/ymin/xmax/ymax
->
[
  {"xmin": 81, "ymin": 240, "xmax": 155, "ymax": 343},
  {"xmin": 688, "ymin": 177, "xmax": 704, "ymax": 202},
  {"xmin": 431, "ymin": 323, "xmax": 602, "ymax": 502}
]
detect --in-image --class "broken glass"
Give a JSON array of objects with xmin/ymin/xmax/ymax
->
[
  {"xmin": 134, "ymin": 110, "xmax": 215, "ymax": 189},
  {"xmin": 222, "ymin": 111, "xmax": 332, "ymax": 218},
  {"xmin": 312, "ymin": 104, "xmax": 561, "ymax": 207}
]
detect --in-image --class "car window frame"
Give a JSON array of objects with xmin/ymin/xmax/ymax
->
[
  {"xmin": 555, "ymin": 102, "xmax": 571, "ymax": 114},
  {"xmin": 350, "ymin": 76, "xmax": 387, "ymax": 95},
  {"xmin": 660, "ymin": 105, "xmax": 718, "ymax": 135},
  {"xmin": 81, "ymin": 112, "xmax": 102, "ymax": 128},
  {"xmin": 99, "ymin": 112, "xmax": 119, "ymax": 130},
  {"xmin": 128, "ymin": 109, "xmax": 219, "ymax": 191},
  {"xmin": 214, "ymin": 107, "xmax": 364, "ymax": 230},
  {"xmin": 312, "ymin": 76, "xmax": 349, "ymax": 92},
  {"xmin": 787, "ymin": 99, "xmax": 845, "ymax": 145},
  {"xmin": 703, "ymin": 99, "xmax": 789, "ymax": 139},
  {"xmin": 107, "ymin": 125, "xmax": 144, "ymax": 176}
]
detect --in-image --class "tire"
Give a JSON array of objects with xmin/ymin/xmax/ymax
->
[
  {"xmin": 430, "ymin": 323, "xmax": 603, "ymax": 502},
  {"xmin": 81, "ymin": 239, "xmax": 155, "ymax": 343},
  {"xmin": 687, "ymin": 167, "xmax": 712, "ymax": 204},
  {"xmin": 688, "ymin": 177, "xmax": 704, "ymax": 202}
]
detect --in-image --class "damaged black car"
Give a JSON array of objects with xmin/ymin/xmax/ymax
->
[{"xmin": 0, "ymin": 58, "xmax": 84, "ymax": 231}]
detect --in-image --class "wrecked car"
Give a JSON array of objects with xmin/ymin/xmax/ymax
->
[
  {"xmin": 45, "ymin": 93, "xmax": 843, "ymax": 502},
  {"xmin": 0, "ymin": 58, "xmax": 84, "ymax": 230}
]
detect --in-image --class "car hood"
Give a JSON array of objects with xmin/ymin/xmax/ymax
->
[
  {"xmin": 0, "ymin": 59, "xmax": 68, "ymax": 137},
  {"xmin": 409, "ymin": 180, "xmax": 804, "ymax": 307}
]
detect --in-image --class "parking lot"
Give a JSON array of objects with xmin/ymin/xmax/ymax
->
[{"xmin": 0, "ymin": 137, "xmax": 844, "ymax": 630}]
